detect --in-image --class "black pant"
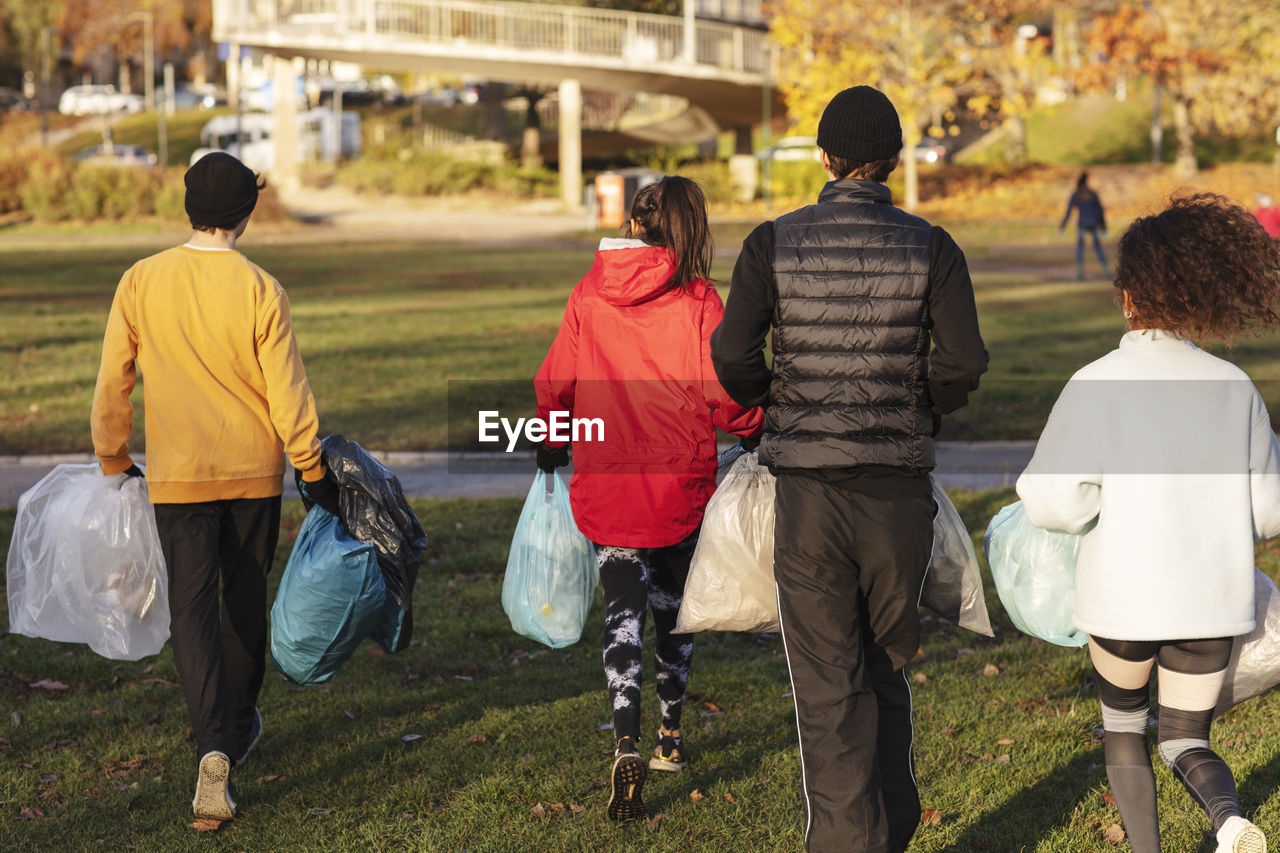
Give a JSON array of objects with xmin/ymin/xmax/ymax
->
[
  {"xmin": 153, "ymin": 496, "xmax": 281, "ymax": 760},
  {"xmin": 773, "ymin": 475, "xmax": 933, "ymax": 853},
  {"xmin": 595, "ymin": 531, "xmax": 698, "ymax": 741}
]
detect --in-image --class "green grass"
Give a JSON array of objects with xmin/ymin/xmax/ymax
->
[
  {"xmin": 6, "ymin": 223, "xmax": 1280, "ymax": 456},
  {"xmin": 3, "ymin": 490, "xmax": 1280, "ymax": 850}
]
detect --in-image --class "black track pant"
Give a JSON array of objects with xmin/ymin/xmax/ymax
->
[
  {"xmin": 773, "ymin": 475, "xmax": 934, "ymax": 853},
  {"xmin": 595, "ymin": 531, "xmax": 697, "ymax": 742},
  {"xmin": 154, "ymin": 496, "xmax": 281, "ymax": 760}
]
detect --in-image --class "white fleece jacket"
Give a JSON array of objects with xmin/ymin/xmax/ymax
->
[{"xmin": 1015, "ymin": 329, "xmax": 1280, "ymax": 641}]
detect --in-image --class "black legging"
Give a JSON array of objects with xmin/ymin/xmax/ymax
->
[
  {"xmin": 595, "ymin": 531, "xmax": 697, "ymax": 741},
  {"xmin": 1090, "ymin": 635, "xmax": 1239, "ymax": 853}
]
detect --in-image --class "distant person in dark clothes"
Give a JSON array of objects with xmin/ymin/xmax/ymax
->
[
  {"xmin": 1251, "ymin": 193, "xmax": 1280, "ymax": 240},
  {"xmin": 1061, "ymin": 171, "xmax": 1110, "ymax": 280}
]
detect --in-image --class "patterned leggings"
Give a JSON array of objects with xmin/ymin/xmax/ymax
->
[
  {"xmin": 595, "ymin": 531, "xmax": 697, "ymax": 741},
  {"xmin": 1090, "ymin": 635, "xmax": 1239, "ymax": 853}
]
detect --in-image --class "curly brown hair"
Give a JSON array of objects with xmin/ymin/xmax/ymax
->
[{"xmin": 1116, "ymin": 192, "xmax": 1280, "ymax": 344}]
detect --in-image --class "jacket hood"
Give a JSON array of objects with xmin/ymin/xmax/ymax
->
[{"xmin": 588, "ymin": 238, "xmax": 706, "ymax": 306}]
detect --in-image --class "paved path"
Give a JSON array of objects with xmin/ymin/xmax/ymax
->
[{"xmin": 0, "ymin": 442, "xmax": 1034, "ymax": 506}]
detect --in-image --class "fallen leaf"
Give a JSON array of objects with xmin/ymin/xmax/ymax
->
[
  {"xmin": 530, "ymin": 803, "xmax": 546, "ymax": 818},
  {"xmin": 310, "ymin": 807, "xmax": 334, "ymax": 815},
  {"xmin": 1103, "ymin": 823, "xmax": 1126, "ymax": 844},
  {"xmin": 0, "ymin": 737, "xmax": 9, "ymax": 748},
  {"xmin": 592, "ymin": 778, "xmax": 609, "ymax": 789},
  {"xmin": 981, "ymin": 663, "xmax": 1000, "ymax": 676},
  {"xmin": 367, "ymin": 647, "xmax": 385, "ymax": 658},
  {"xmin": 188, "ymin": 818, "xmax": 224, "ymax": 832},
  {"xmin": 401, "ymin": 734, "xmax": 423, "ymax": 742},
  {"xmin": 570, "ymin": 803, "xmax": 585, "ymax": 818},
  {"xmin": 723, "ymin": 793, "xmax": 735, "ymax": 803},
  {"xmin": 647, "ymin": 813, "xmax": 668, "ymax": 830},
  {"xmin": 690, "ymin": 789, "xmax": 704, "ymax": 802},
  {"xmin": 18, "ymin": 807, "xmax": 44, "ymax": 820},
  {"xmin": 29, "ymin": 680, "xmax": 68, "ymax": 691},
  {"xmin": 981, "ymin": 753, "xmax": 994, "ymax": 761},
  {"xmin": 257, "ymin": 774, "xmax": 287, "ymax": 783},
  {"xmin": 997, "ymin": 754, "xmax": 1011, "ymax": 763},
  {"xmin": 957, "ymin": 647, "xmax": 975, "ymax": 656},
  {"xmin": 996, "ymin": 738, "xmax": 1015, "ymax": 746},
  {"xmin": 345, "ymin": 711, "xmax": 357, "ymax": 720},
  {"xmin": 920, "ymin": 808, "xmax": 942, "ymax": 826},
  {"xmin": 1102, "ymin": 792, "xmax": 1116, "ymax": 806},
  {"xmin": 703, "ymin": 701, "xmax": 721, "ymax": 712},
  {"xmin": 469, "ymin": 733, "xmax": 488, "ymax": 743},
  {"xmin": 39, "ymin": 787, "xmax": 58, "ymax": 801},
  {"xmin": 913, "ymin": 673, "xmax": 927, "ymax": 685},
  {"xmin": 11, "ymin": 711, "xmax": 20, "ymax": 727},
  {"xmin": 550, "ymin": 802, "xmax": 566, "ymax": 814},
  {"xmin": 941, "ymin": 726, "xmax": 957, "ymax": 737}
]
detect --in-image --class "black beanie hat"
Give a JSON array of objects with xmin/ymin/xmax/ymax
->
[
  {"xmin": 816, "ymin": 86, "xmax": 903, "ymax": 162},
  {"xmin": 184, "ymin": 152, "xmax": 260, "ymax": 229}
]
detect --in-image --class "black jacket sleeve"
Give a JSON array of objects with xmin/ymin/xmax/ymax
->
[
  {"xmin": 928, "ymin": 226, "xmax": 988, "ymax": 415},
  {"xmin": 710, "ymin": 221, "xmax": 776, "ymax": 409}
]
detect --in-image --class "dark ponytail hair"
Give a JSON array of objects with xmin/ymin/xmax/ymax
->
[{"xmin": 626, "ymin": 175, "xmax": 713, "ymax": 294}]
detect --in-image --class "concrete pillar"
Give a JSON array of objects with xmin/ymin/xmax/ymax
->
[
  {"xmin": 559, "ymin": 78, "xmax": 582, "ymax": 211},
  {"xmin": 272, "ymin": 56, "xmax": 301, "ymax": 189},
  {"xmin": 226, "ymin": 43, "xmax": 240, "ymax": 110}
]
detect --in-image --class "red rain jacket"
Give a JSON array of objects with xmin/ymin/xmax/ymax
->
[{"xmin": 535, "ymin": 242, "xmax": 764, "ymax": 548}]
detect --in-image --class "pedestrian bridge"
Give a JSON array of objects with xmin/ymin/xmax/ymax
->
[{"xmin": 212, "ymin": 0, "xmax": 775, "ymax": 133}]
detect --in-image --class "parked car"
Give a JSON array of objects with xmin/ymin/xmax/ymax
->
[
  {"xmin": 0, "ymin": 87, "xmax": 34, "ymax": 113},
  {"xmin": 190, "ymin": 109, "xmax": 361, "ymax": 173},
  {"xmin": 71, "ymin": 144, "xmax": 158, "ymax": 168},
  {"xmin": 58, "ymin": 85, "xmax": 144, "ymax": 116},
  {"xmin": 156, "ymin": 85, "xmax": 218, "ymax": 111},
  {"xmin": 913, "ymin": 141, "xmax": 949, "ymax": 164},
  {"xmin": 756, "ymin": 136, "xmax": 821, "ymax": 162}
]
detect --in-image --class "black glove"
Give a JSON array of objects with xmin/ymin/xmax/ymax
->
[
  {"xmin": 931, "ymin": 412, "xmax": 943, "ymax": 438},
  {"xmin": 536, "ymin": 443, "xmax": 569, "ymax": 473},
  {"xmin": 741, "ymin": 436, "xmax": 761, "ymax": 452},
  {"xmin": 122, "ymin": 464, "xmax": 144, "ymax": 478},
  {"xmin": 296, "ymin": 468, "xmax": 341, "ymax": 517}
]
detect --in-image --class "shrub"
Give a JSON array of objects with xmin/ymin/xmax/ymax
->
[
  {"xmin": 0, "ymin": 151, "xmax": 28, "ymax": 214},
  {"xmin": 19, "ymin": 151, "xmax": 77, "ymax": 221},
  {"xmin": 65, "ymin": 165, "xmax": 159, "ymax": 221},
  {"xmin": 334, "ymin": 148, "xmax": 557, "ymax": 199}
]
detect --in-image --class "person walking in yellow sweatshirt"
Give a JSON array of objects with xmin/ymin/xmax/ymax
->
[{"xmin": 91, "ymin": 152, "xmax": 338, "ymax": 821}]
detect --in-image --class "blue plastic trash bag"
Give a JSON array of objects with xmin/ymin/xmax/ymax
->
[
  {"xmin": 270, "ymin": 507, "xmax": 386, "ymax": 685},
  {"xmin": 983, "ymin": 501, "xmax": 1087, "ymax": 647},
  {"xmin": 502, "ymin": 471, "xmax": 598, "ymax": 648}
]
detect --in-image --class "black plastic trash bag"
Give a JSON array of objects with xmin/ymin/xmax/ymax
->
[{"xmin": 299, "ymin": 436, "xmax": 428, "ymax": 653}]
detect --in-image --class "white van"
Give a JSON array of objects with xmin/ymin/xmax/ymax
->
[{"xmin": 189, "ymin": 109, "xmax": 362, "ymax": 172}]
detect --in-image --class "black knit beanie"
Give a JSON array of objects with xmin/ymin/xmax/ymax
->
[
  {"xmin": 184, "ymin": 152, "xmax": 259, "ymax": 230},
  {"xmin": 816, "ymin": 86, "xmax": 903, "ymax": 161}
]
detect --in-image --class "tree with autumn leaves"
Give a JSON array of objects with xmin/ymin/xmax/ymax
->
[
  {"xmin": 1077, "ymin": 1, "xmax": 1280, "ymax": 177},
  {"xmin": 0, "ymin": 0, "xmax": 212, "ymax": 92}
]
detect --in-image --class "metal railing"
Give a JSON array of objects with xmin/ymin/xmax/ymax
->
[{"xmin": 217, "ymin": 0, "xmax": 771, "ymax": 76}]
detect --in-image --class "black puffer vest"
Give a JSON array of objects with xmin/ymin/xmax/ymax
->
[{"xmin": 760, "ymin": 180, "xmax": 934, "ymax": 471}]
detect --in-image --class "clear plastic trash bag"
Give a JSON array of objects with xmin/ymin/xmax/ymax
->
[
  {"xmin": 983, "ymin": 500, "xmax": 1087, "ymax": 647},
  {"xmin": 675, "ymin": 450, "xmax": 779, "ymax": 634},
  {"xmin": 270, "ymin": 507, "xmax": 386, "ymax": 686},
  {"xmin": 1215, "ymin": 568, "xmax": 1280, "ymax": 717},
  {"xmin": 501, "ymin": 471, "xmax": 599, "ymax": 648},
  {"xmin": 922, "ymin": 479, "xmax": 995, "ymax": 637},
  {"xmin": 5, "ymin": 463, "xmax": 169, "ymax": 660}
]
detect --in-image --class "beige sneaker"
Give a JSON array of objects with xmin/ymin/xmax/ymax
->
[
  {"xmin": 192, "ymin": 750, "xmax": 236, "ymax": 820},
  {"xmin": 1218, "ymin": 816, "xmax": 1266, "ymax": 853}
]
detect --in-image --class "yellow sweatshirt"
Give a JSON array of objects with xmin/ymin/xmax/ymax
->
[{"xmin": 91, "ymin": 245, "xmax": 326, "ymax": 503}]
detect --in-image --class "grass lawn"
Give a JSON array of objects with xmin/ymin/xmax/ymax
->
[
  {"xmin": 3, "ymin": 490, "xmax": 1280, "ymax": 851},
  {"xmin": 5, "ymin": 222, "xmax": 1280, "ymax": 456}
]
